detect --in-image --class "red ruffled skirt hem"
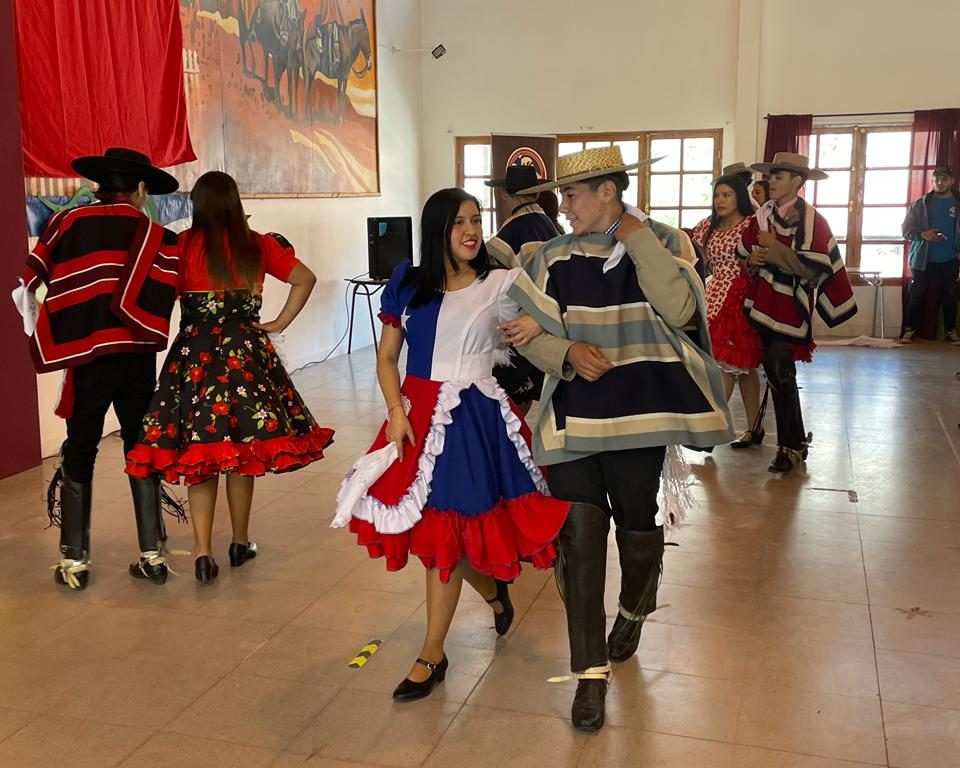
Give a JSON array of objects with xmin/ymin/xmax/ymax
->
[
  {"xmin": 348, "ymin": 492, "xmax": 569, "ymax": 583},
  {"xmin": 711, "ymin": 273, "xmax": 816, "ymax": 367},
  {"xmin": 709, "ymin": 274, "xmax": 764, "ymax": 371},
  {"xmin": 126, "ymin": 426, "xmax": 335, "ymax": 485}
]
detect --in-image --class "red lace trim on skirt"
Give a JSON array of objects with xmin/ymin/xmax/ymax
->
[
  {"xmin": 126, "ymin": 426, "xmax": 335, "ymax": 485},
  {"xmin": 349, "ymin": 492, "xmax": 569, "ymax": 583}
]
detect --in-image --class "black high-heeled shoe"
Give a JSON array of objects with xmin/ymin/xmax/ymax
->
[
  {"xmin": 392, "ymin": 655, "xmax": 448, "ymax": 702},
  {"xmin": 733, "ymin": 383, "xmax": 770, "ymax": 451},
  {"xmin": 228, "ymin": 541, "xmax": 257, "ymax": 567},
  {"xmin": 730, "ymin": 428, "xmax": 765, "ymax": 449},
  {"xmin": 195, "ymin": 555, "xmax": 219, "ymax": 583},
  {"xmin": 486, "ymin": 579, "xmax": 514, "ymax": 636}
]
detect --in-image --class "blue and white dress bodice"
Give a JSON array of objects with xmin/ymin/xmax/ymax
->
[{"xmin": 380, "ymin": 260, "xmax": 521, "ymax": 383}]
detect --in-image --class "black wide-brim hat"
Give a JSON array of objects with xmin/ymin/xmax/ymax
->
[
  {"xmin": 71, "ymin": 147, "xmax": 179, "ymax": 195},
  {"xmin": 485, "ymin": 164, "xmax": 551, "ymax": 195}
]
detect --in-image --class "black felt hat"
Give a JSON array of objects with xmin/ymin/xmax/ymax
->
[
  {"xmin": 71, "ymin": 147, "xmax": 179, "ymax": 195},
  {"xmin": 485, "ymin": 164, "xmax": 550, "ymax": 194}
]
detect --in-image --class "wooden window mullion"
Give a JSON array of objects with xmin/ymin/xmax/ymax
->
[{"xmin": 846, "ymin": 127, "xmax": 867, "ymax": 271}]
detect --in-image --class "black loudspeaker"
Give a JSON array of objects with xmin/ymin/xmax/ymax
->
[{"xmin": 367, "ymin": 216, "xmax": 413, "ymax": 280}]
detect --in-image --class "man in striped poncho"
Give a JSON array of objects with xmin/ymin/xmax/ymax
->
[
  {"xmin": 504, "ymin": 147, "xmax": 733, "ymax": 732},
  {"xmin": 16, "ymin": 148, "xmax": 181, "ymax": 590},
  {"xmin": 739, "ymin": 152, "xmax": 857, "ymax": 474}
]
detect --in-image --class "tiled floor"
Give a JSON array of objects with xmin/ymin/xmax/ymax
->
[{"xmin": 1, "ymin": 344, "xmax": 959, "ymax": 767}]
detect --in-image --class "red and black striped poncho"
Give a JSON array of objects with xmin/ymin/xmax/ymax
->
[{"xmin": 22, "ymin": 201, "xmax": 179, "ymax": 374}]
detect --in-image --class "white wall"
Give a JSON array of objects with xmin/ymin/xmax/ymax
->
[
  {"xmin": 419, "ymin": 0, "xmax": 741, "ymax": 193},
  {"xmin": 758, "ymin": 0, "xmax": 958, "ymax": 121},
  {"xmin": 36, "ymin": 0, "xmax": 424, "ymax": 458}
]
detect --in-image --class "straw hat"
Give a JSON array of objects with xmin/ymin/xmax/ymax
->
[
  {"xmin": 519, "ymin": 146, "xmax": 661, "ymax": 195},
  {"xmin": 750, "ymin": 152, "xmax": 828, "ymax": 181}
]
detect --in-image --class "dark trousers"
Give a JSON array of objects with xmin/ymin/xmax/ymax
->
[
  {"xmin": 64, "ymin": 353, "xmax": 157, "ymax": 483},
  {"xmin": 762, "ymin": 338, "xmax": 806, "ymax": 451},
  {"xmin": 548, "ymin": 447, "xmax": 666, "ymax": 671},
  {"xmin": 546, "ymin": 446, "xmax": 667, "ymax": 531},
  {"xmin": 908, "ymin": 260, "xmax": 959, "ymax": 332}
]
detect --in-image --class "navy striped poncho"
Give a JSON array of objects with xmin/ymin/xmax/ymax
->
[{"xmin": 508, "ymin": 220, "xmax": 734, "ymax": 466}]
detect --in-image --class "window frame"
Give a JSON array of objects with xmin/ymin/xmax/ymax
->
[
  {"xmin": 455, "ymin": 129, "xmax": 723, "ymax": 232},
  {"xmin": 805, "ymin": 124, "xmax": 912, "ymax": 284},
  {"xmin": 638, "ymin": 129, "xmax": 723, "ymax": 230},
  {"xmin": 454, "ymin": 135, "xmax": 497, "ymax": 236}
]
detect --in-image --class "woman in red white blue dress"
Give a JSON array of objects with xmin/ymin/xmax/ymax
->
[{"xmin": 333, "ymin": 188, "xmax": 568, "ymax": 702}]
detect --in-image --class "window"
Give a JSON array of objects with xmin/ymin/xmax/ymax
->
[
  {"xmin": 644, "ymin": 132, "xmax": 720, "ymax": 230},
  {"xmin": 804, "ymin": 132, "xmax": 855, "ymax": 258},
  {"xmin": 455, "ymin": 130, "xmax": 722, "ymax": 234},
  {"xmin": 455, "ymin": 137, "xmax": 496, "ymax": 236},
  {"xmin": 804, "ymin": 126, "xmax": 912, "ymax": 280}
]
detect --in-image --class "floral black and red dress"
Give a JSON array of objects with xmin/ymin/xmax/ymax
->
[{"xmin": 125, "ymin": 230, "xmax": 334, "ymax": 485}]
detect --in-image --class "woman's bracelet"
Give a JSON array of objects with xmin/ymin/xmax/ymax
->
[{"xmin": 387, "ymin": 403, "xmax": 404, "ymax": 416}]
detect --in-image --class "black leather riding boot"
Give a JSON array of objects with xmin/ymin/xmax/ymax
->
[
  {"xmin": 128, "ymin": 475, "xmax": 168, "ymax": 585},
  {"xmin": 58, "ymin": 468, "xmax": 91, "ymax": 561},
  {"xmin": 608, "ymin": 526, "xmax": 664, "ymax": 662},
  {"xmin": 556, "ymin": 502, "xmax": 611, "ymax": 731},
  {"xmin": 55, "ymin": 466, "xmax": 91, "ymax": 589}
]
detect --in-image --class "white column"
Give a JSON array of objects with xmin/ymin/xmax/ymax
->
[{"xmin": 733, "ymin": 0, "xmax": 764, "ymax": 164}]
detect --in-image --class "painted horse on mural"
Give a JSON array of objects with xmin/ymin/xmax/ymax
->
[
  {"xmin": 239, "ymin": 0, "xmax": 296, "ymax": 106},
  {"xmin": 302, "ymin": 8, "xmax": 372, "ymax": 123},
  {"xmin": 284, "ymin": 5, "xmax": 306, "ymax": 117}
]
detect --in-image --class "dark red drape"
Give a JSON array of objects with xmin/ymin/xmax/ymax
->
[
  {"xmin": 902, "ymin": 108, "xmax": 960, "ymax": 338},
  {"xmin": 763, "ymin": 114, "xmax": 813, "ymax": 161},
  {"xmin": 908, "ymin": 108, "xmax": 960, "ymax": 200},
  {"xmin": 13, "ymin": 0, "xmax": 195, "ymax": 177},
  {"xmin": 0, "ymin": 0, "xmax": 41, "ymax": 478}
]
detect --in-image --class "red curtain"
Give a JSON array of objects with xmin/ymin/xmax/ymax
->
[
  {"xmin": 908, "ymin": 109, "xmax": 960, "ymax": 200},
  {"xmin": 0, "ymin": 0, "xmax": 41, "ymax": 478},
  {"xmin": 13, "ymin": 0, "xmax": 195, "ymax": 177},
  {"xmin": 903, "ymin": 108, "xmax": 960, "ymax": 337},
  {"xmin": 763, "ymin": 114, "xmax": 813, "ymax": 161}
]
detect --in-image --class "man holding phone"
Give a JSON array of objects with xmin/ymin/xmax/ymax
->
[{"xmin": 902, "ymin": 166, "xmax": 960, "ymax": 344}]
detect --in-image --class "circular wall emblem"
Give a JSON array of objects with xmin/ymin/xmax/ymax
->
[{"xmin": 506, "ymin": 147, "xmax": 547, "ymax": 179}]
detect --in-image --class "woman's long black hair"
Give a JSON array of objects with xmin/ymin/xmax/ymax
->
[
  {"xmin": 405, "ymin": 187, "xmax": 495, "ymax": 307},
  {"xmin": 703, "ymin": 174, "xmax": 754, "ymax": 250}
]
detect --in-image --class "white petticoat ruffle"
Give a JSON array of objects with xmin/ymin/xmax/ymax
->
[{"xmin": 331, "ymin": 377, "xmax": 549, "ymax": 535}]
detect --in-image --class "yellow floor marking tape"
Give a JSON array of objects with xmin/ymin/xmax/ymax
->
[{"xmin": 348, "ymin": 639, "xmax": 383, "ymax": 669}]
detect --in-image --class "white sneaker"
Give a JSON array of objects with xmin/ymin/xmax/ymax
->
[
  {"xmin": 946, "ymin": 330, "xmax": 960, "ymax": 345},
  {"xmin": 901, "ymin": 328, "xmax": 915, "ymax": 343}
]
